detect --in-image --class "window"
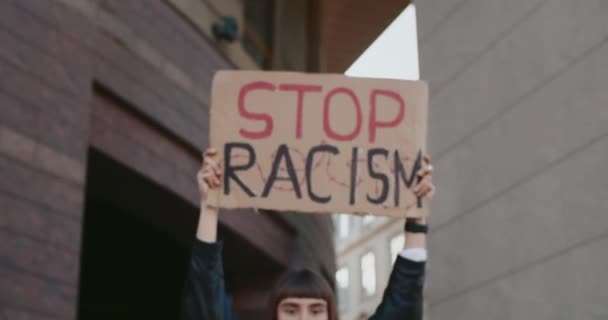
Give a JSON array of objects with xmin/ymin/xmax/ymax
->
[
  {"xmin": 360, "ymin": 252, "xmax": 376, "ymax": 297},
  {"xmin": 361, "ymin": 215, "xmax": 375, "ymax": 226},
  {"xmin": 335, "ymin": 267, "xmax": 349, "ymax": 310},
  {"xmin": 337, "ymin": 214, "xmax": 350, "ymax": 238},
  {"xmin": 243, "ymin": 0, "xmax": 274, "ymax": 68},
  {"xmin": 389, "ymin": 233, "xmax": 405, "ymax": 265}
]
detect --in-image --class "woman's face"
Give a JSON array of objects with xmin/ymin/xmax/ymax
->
[{"xmin": 277, "ymin": 297, "xmax": 329, "ymax": 320}]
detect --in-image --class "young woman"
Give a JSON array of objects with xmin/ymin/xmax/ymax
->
[{"xmin": 182, "ymin": 148, "xmax": 435, "ymax": 320}]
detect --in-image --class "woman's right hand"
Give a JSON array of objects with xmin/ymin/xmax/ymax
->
[
  {"xmin": 197, "ymin": 148, "xmax": 222, "ymax": 203},
  {"xmin": 196, "ymin": 148, "xmax": 222, "ymax": 242}
]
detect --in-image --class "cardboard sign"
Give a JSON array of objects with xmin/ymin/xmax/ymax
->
[{"xmin": 208, "ymin": 71, "xmax": 428, "ymax": 218}]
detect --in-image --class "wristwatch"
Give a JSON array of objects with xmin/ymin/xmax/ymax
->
[{"xmin": 404, "ymin": 218, "xmax": 428, "ymax": 234}]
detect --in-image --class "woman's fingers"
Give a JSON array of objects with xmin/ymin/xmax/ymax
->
[
  {"xmin": 424, "ymin": 154, "xmax": 432, "ymax": 165},
  {"xmin": 414, "ymin": 173, "xmax": 433, "ymax": 189},
  {"xmin": 421, "ymin": 184, "xmax": 436, "ymax": 199},
  {"xmin": 211, "ymin": 171, "xmax": 222, "ymax": 188},
  {"xmin": 200, "ymin": 177, "xmax": 209, "ymax": 193},
  {"xmin": 413, "ymin": 175, "xmax": 433, "ymax": 195},
  {"xmin": 204, "ymin": 156, "xmax": 221, "ymax": 170},
  {"xmin": 417, "ymin": 155, "xmax": 434, "ymax": 179},
  {"xmin": 198, "ymin": 148, "xmax": 222, "ymax": 201},
  {"xmin": 417, "ymin": 165, "xmax": 433, "ymax": 179},
  {"xmin": 415, "ymin": 184, "xmax": 434, "ymax": 198},
  {"xmin": 200, "ymin": 169, "xmax": 214, "ymax": 182},
  {"xmin": 413, "ymin": 153, "xmax": 435, "ymax": 198},
  {"xmin": 203, "ymin": 155, "xmax": 222, "ymax": 176},
  {"xmin": 201, "ymin": 168, "xmax": 221, "ymax": 188},
  {"xmin": 414, "ymin": 184, "xmax": 430, "ymax": 197},
  {"xmin": 203, "ymin": 148, "xmax": 218, "ymax": 158}
]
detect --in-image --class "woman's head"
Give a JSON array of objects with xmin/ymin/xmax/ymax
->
[{"xmin": 269, "ymin": 269, "xmax": 338, "ymax": 320}]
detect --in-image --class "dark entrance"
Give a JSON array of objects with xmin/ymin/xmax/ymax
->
[
  {"xmin": 77, "ymin": 148, "xmax": 285, "ymax": 319},
  {"xmin": 77, "ymin": 149, "xmax": 196, "ymax": 319}
]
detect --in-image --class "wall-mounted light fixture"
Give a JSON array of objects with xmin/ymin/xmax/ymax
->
[{"xmin": 212, "ymin": 16, "xmax": 238, "ymax": 42}]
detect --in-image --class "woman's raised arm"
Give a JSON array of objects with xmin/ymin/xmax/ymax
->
[
  {"xmin": 182, "ymin": 148, "xmax": 237, "ymax": 320},
  {"xmin": 370, "ymin": 155, "xmax": 435, "ymax": 320},
  {"xmin": 196, "ymin": 148, "xmax": 221, "ymax": 243}
]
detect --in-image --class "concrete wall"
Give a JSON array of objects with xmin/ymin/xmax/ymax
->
[{"xmin": 416, "ymin": 0, "xmax": 608, "ymax": 318}]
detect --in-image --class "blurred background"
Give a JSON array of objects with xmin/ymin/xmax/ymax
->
[{"xmin": 0, "ymin": 0, "xmax": 607, "ymax": 319}]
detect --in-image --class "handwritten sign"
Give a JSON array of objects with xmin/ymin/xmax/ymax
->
[{"xmin": 208, "ymin": 71, "xmax": 428, "ymax": 217}]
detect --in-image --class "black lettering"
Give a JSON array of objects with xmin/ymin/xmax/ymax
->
[
  {"xmin": 349, "ymin": 147, "xmax": 359, "ymax": 205},
  {"xmin": 262, "ymin": 144, "xmax": 302, "ymax": 198},
  {"xmin": 306, "ymin": 144, "xmax": 339, "ymax": 203},
  {"xmin": 394, "ymin": 149, "xmax": 423, "ymax": 207},
  {"xmin": 224, "ymin": 142, "xmax": 256, "ymax": 197},
  {"xmin": 366, "ymin": 148, "xmax": 389, "ymax": 204}
]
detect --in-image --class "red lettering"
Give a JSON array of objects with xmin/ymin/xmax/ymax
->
[
  {"xmin": 238, "ymin": 81, "xmax": 276, "ymax": 139},
  {"xmin": 368, "ymin": 89, "xmax": 405, "ymax": 143},
  {"xmin": 323, "ymin": 87, "xmax": 363, "ymax": 141},
  {"xmin": 279, "ymin": 84, "xmax": 323, "ymax": 139}
]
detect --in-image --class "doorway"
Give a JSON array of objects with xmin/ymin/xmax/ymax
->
[
  {"xmin": 77, "ymin": 148, "xmax": 284, "ymax": 319},
  {"xmin": 77, "ymin": 148, "xmax": 196, "ymax": 319}
]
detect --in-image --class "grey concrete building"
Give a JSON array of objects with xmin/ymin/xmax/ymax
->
[
  {"xmin": 334, "ymin": 215, "xmax": 427, "ymax": 320},
  {"xmin": 416, "ymin": 0, "xmax": 608, "ymax": 318}
]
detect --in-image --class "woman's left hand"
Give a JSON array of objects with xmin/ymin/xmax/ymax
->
[
  {"xmin": 410, "ymin": 154, "xmax": 435, "ymax": 225},
  {"xmin": 413, "ymin": 154, "xmax": 435, "ymax": 200}
]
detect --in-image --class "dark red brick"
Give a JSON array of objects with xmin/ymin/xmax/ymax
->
[
  {"xmin": 92, "ymin": 52, "xmax": 203, "ymax": 149},
  {"xmin": 0, "ymin": 230, "xmax": 79, "ymax": 285},
  {"xmin": 102, "ymin": 0, "xmax": 201, "ymax": 80},
  {"xmin": 0, "ymin": 306, "xmax": 57, "ymax": 320},
  {"xmin": 0, "ymin": 156, "xmax": 84, "ymax": 217},
  {"xmin": 0, "ymin": 91, "xmax": 38, "ymax": 139},
  {"xmin": 0, "ymin": 267, "xmax": 76, "ymax": 318},
  {"xmin": 90, "ymin": 90, "xmax": 204, "ymax": 205},
  {"xmin": 92, "ymin": 32, "xmax": 207, "ymax": 132},
  {"xmin": 91, "ymin": 92, "xmax": 195, "ymax": 164},
  {"xmin": 0, "ymin": 192, "xmax": 81, "ymax": 252},
  {"xmin": 14, "ymin": 0, "xmax": 96, "ymax": 49},
  {"xmin": 0, "ymin": 1, "xmax": 92, "ymax": 88},
  {"xmin": 89, "ymin": 115, "xmax": 177, "ymax": 191},
  {"xmin": 35, "ymin": 109, "xmax": 89, "ymax": 162},
  {"xmin": 0, "ymin": 28, "xmax": 83, "ymax": 97},
  {"xmin": 101, "ymin": 0, "xmax": 228, "ymax": 86},
  {"xmin": 0, "ymin": 1, "xmax": 335, "ymax": 316},
  {"xmin": 0, "ymin": 60, "xmax": 89, "ymax": 134}
]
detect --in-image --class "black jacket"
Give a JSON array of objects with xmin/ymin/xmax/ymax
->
[{"xmin": 181, "ymin": 239, "xmax": 425, "ymax": 320}]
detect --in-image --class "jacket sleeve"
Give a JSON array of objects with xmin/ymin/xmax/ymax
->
[
  {"xmin": 369, "ymin": 256, "xmax": 426, "ymax": 320},
  {"xmin": 181, "ymin": 239, "xmax": 238, "ymax": 320}
]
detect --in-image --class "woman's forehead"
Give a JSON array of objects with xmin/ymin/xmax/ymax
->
[{"xmin": 279, "ymin": 297, "xmax": 327, "ymax": 306}]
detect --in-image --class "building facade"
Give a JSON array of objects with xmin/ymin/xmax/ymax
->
[
  {"xmin": 331, "ymin": 2, "xmax": 426, "ymax": 320},
  {"xmin": 335, "ymin": 215, "xmax": 418, "ymax": 320},
  {"xmin": 0, "ymin": 0, "xmax": 336, "ymax": 319},
  {"xmin": 416, "ymin": 0, "xmax": 608, "ymax": 319}
]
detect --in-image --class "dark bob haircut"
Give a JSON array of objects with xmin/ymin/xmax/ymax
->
[{"xmin": 268, "ymin": 268, "xmax": 338, "ymax": 320}]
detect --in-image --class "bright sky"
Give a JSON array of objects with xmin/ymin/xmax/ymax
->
[{"xmin": 344, "ymin": 4, "xmax": 419, "ymax": 81}]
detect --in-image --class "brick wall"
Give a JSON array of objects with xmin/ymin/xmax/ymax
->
[
  {"xmin": 0, "ymin": 0, "xmax": 92, "ymax": 317},
  {"xmin": 0, "ymin": 0, "xmax": 335, "ymax": 318}
]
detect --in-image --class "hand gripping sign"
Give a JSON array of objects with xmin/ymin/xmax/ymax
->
[{"xmin": 207, "ymin": 71, "xmax": 429, "ymax": 218}]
